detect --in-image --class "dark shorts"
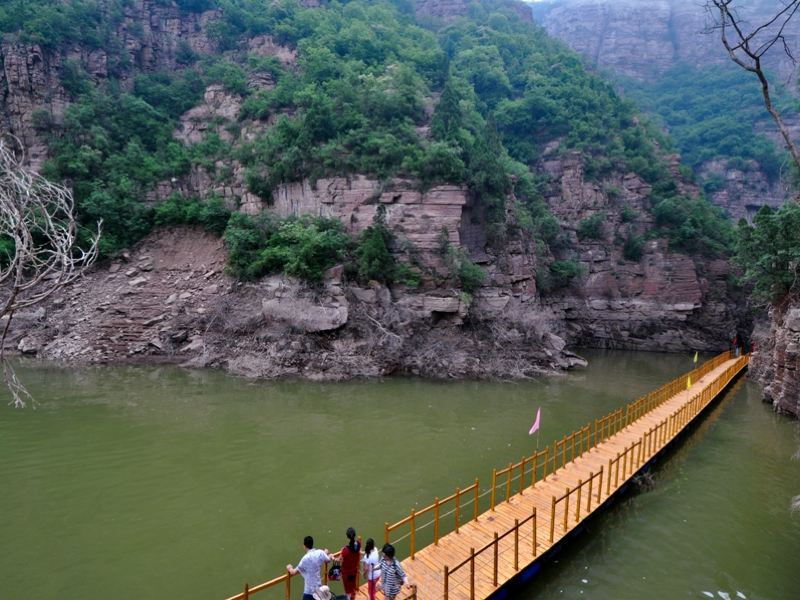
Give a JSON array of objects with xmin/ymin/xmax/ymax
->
[{"xmin": 302, "ymin": 594, "xmax": 315, "ymax": 600}]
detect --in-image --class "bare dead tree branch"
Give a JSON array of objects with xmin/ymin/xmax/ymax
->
[
  {"xmin": 0, "ymin": 136, "xmax": 101, "ymax": 407},
  {"xmin": 705, "ymin": 0, "xmax": 800, "ymax": 174}
]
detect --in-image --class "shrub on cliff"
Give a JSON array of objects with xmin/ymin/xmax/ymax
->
[
  {"xmin": 736, "ymin": 204, "xmax": 800, "ymax": 303},
  {"xmin": 355, "ymin": 208, "xmax": 397, "ymax": 284},
  {"xmin": 154, "ymin": 195, "xmax": 231, "ymax": 236},
  {"xmin": 577, "ymin": 213, "xmax": 606, "ymax": 240},
  {"xmin": 536, "ymin": 259, "xmax": 585, "ymax": 293},
  {"xmin": 224, "ymin": 212, "xmax": 349, "ymax": 283}
]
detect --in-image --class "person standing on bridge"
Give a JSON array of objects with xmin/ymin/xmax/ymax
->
[
  {"xmin": 378, "ymin": 543, "xmax": 410, "ymax": 600},
  {"xmin": 286, "ymin": 535, "xmax": 334, "ymax": 600},
  {"xmin": 340, "ymin": 527, "xmax": 361, "ymax": 600},
  {"xmin": 361, "ymin": 538, "xmax": 381, "ymax": 600}
]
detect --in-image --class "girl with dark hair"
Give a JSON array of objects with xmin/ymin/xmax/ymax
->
[
  {"xmin": 378, "ymin": 543, "xmax": 409, "ymax": 600},
  {"xmin": 361, "ymin": 538, "xmax": 381, "ymax": 600},
  {"xmin": 340, "ymin": 527, "xmax": 361, "ymax": 600}
]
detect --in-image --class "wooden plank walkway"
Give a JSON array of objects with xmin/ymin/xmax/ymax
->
[
  {"xmin": 394, "ymin": 354, "xmax": 749, "ymax": 600},
  {"xmin": 224, "ymin": 351, "xmax": 749, "ymax": 600}
]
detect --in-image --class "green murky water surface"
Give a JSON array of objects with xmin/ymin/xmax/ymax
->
[{"xmin": 0, "ymin": 351, "xmax": 797, "ymax": 600}]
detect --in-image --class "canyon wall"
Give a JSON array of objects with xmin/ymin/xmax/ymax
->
[
  {"xmin": 750, "ymin": 295, "xmax": 800, "ymax": 418},
  {"xmin": 1, "ymin": 0, "xmax": 745, "ymax": 379},
  {"xmin": 535, "ymin": 0, "xmax": 796, "ymax": 220}
]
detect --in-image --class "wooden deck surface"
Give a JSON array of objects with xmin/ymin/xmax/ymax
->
[{"xmin": 384, "ymin": 355, "xmax": 749, "ymax": 600}]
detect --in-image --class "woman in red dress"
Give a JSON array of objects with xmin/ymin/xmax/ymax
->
[{"xmin": 340, "ymin": 527, "xmax": 361, "ymax": 600}]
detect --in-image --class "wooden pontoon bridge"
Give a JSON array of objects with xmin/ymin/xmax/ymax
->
[{"xmin": 226, "ymin": 350, "xmax": 750, "ymax": 600}]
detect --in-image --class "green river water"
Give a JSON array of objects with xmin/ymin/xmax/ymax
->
[{"xmin": 0, "ymin": 351, "xmax": 798, "ymax": 600}]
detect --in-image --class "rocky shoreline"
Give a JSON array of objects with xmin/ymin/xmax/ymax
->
[{"xmin": 5, "ymin": 227, "xmax": 586, "ymax": 381}]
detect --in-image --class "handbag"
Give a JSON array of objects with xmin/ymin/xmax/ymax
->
[{"xmin": 327, "ymin": 560, "xmax": 342, "ymax": 581}]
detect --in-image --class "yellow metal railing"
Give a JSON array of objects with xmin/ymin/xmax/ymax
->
[
  {"xmin": 443, "ymin": 507, "xmax": 538, "ymax": 600},
  {"xmin": 226, "ymin": 351, "xmax": 747, "ymax": 600}
]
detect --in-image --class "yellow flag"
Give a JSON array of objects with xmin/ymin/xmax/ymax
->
[
  {"xmin": 693, "ymin": 351, "xmax": 698, "ymax": 364},
  {"xmin": 686, "ymin": 376, "xmax": 692, "ymax": 390}
]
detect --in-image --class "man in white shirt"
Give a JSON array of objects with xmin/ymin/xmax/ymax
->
[{"xmin": 287, "ymin": 535, "xmax": 334, "ymax": 600}]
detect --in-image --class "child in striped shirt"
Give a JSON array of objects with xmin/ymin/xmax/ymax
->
[{"xmin": 378, "ymin": 543, "xmax": 409, "ymax": 600}]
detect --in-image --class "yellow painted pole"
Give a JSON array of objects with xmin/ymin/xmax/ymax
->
[
  {"xmin": 455, "ymin": 487, "xmax": 461, "ymax": 534},
  {"xmin": 434, "ymin": 497, "xmax": 440, "ymax": 545},
  {"xmin": 490, "ymin": 468, "xmax": 497, "ymax": 511},
  {"xmin": 493, "ymin": 532, "xmax": 499, "ymax": 586},
  {"xmin": 473, "ymin": 478, "xmax": 479, "ymax": 521},
  {"xmin": 410, "ymin": 508, "xmax": 416, "ymax": 559},
  {"xmin": 469, "ymin": 548, "xmax": 475, "ymax": 600}
]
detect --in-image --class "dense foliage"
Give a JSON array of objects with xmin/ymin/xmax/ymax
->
[
  {"xmin": 5, "ymin": 0, "xmax": 736, "ymax": 289},
  {"xmin": 736, "ymin": 204, "xmax": 800, "ymax": 303},
  {"xmin": 622, "ymin": 65, "xmax": 788, "ymax": 186}
]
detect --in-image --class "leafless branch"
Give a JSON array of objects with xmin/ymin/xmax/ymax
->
[
  {"xmin": 704, "ymin": 1, "xmax": 800, "ymax": 173},
  {"xmin": 0, "ymin": 136, "xmax": 101, "ymax": 407}
]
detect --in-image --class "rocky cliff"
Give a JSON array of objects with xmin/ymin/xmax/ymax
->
[
  {"xmin": 535, "ymin": 0, "xmax": 800, "ymax": 82},
  {"xmin": 0, "ymin": 0, "xmax": 746, "ymax": 380},
  {"xmin": 0, "ymin": 0, "xmax": 219, "ymax": 166},
  {"xmin": 535, "ymin": 0, "xmax": 796, "ymax": 220},
  {"xmin": 750, "ymin": 294, "xmax": 800, "ymax": 418}
]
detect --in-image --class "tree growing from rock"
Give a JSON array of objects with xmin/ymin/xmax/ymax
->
[{"xmin": 0, "ymin": 137, "xmax": 100, "ymax": 407}]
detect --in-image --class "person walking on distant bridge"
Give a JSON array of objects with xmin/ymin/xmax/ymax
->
[
  {"xmin": 287, "ymin": 535, "xmax": 334, "ymax": 600},
  {"xmin": 340, "ymin": 527, "xmax": 361, "ymax": 600},
  {"xmin": 378, "ymin": 543, "xmax": 410, "ymax": 600}
]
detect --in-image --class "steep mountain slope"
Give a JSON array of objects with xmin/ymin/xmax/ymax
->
[
  {"xmin": 1, "ymin": 0, "xmax": 744, "ymax": 377},
  {"xmin": 534, "ymin": 0, "xmax": 798, "ymax": 220}
]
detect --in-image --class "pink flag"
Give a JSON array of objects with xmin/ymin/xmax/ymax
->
[{"xmin": 528, "ymin": 407, "xmax": 541, "ymax": 435}]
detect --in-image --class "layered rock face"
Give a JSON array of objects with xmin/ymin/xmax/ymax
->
[
  {"xmin": 536, "ymin": 0, "xmax": 800, "ymax": 82},
  {"xmin": 7, "ymin": 226, "xmax": 582, "ymax": 379},
  {"xmin": 540, "ymin": 154, "xmax": 740, "ymax": 351},
  {"xmin": 750, "ymin": 295, "xmax": 800, "ymax": 418},
  {"xmin": 1, "ymin": 0, "xmax": 747, "ymax": 380},
  {"xmin": 0, "ymin": 0, "xmax": 219, "ymax": 167},
  {"xmin": 699, "ymin": 159, "xmax": 788, "ymax": 222}
]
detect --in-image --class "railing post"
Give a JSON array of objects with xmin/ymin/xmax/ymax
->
[
  {"xmin": 607, "ymin": 459, "xmax": 612, "ymax": 495},
  {"xmin": 576, "ymin": 479, "xmax": 582, "ymax": 522},
  {"xmin": 474, "ymin": 478, "xmax": 479, "ymax": 521},
  {"xmin": 434, "ymin": 497, "xmax": 440, "ymax": 545},
  {"xmin": 505, "ymin": 463, "xmax": 512, "ymax": 502},
  {"xmin": 532, "ymin": 506, "xmax": 537, "ymax": 556},
  {"xmin": 469, "ymin": 548, "xmax": 475, "ymax": 600},
  {"xmin": 597, "ymin": 466, "xmax": 603, "ymax": 503},
  {"xmin": 244, "ymin": 583, "xmax": 250, "ymax": 600},
  {"xmin": 285, "ymin": 574, "xmax": 291, "ymax": 600},
  {"xmin": 455, "ymin": 487, "xmax": 461, "ymax": 534},
  {"xmin": 514, "ymin": 518, "xmax": 519, "ymax": 571},
  {"xmin": 493, "ymin": 532, "xmax": 499, "ymax": 586},
  {"xmin": 587, "ymin": 473, "xmax": 593, "ymax": 513},
  {"xmin": 550, "ymin": 496, "xmax": 556, "ymax": 543},
  {"xmin": 444, "ymin": 566, "xmax": 449, "ymax": 600},
  {"xmin": 490, "ymin": 469, "xmax": 497, "ymax": 511},
  {"xmin": 543, "ymin": 446, "xmax": 549, "ymax": 481},
  {"xmin": 410, "ymin": 508, "xmax": 416, "ymax": 559},
  {"xmin": 563, "ymin": 487, "xmax": 570, "ymax": 532},
  {"xmin": 615, "ymin": 452, "xmax": 621, "ymax": 488},
  {"xmin": 384, "ymin": 522, "xmax": 389, "ymax": 546},
  {"xmin": 519, "ymin": 457, "xmax": 526, "ymax": 495}
]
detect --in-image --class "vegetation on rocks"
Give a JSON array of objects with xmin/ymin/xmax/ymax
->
[
  {"xmin": 736, "ymin": 204, "xmax": 800, "ymax": 303},
  {"xmin": 3, "ymin": 0, "xmax": 737, "ymax": 290}
]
